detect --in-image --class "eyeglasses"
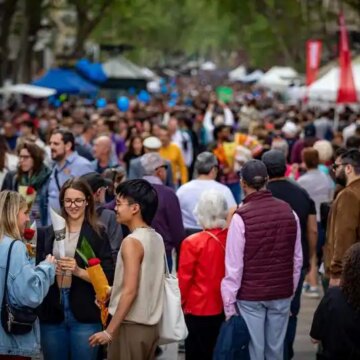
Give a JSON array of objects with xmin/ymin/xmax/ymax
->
[
  {"xmin": 155, "ymin": 164, "xmax": 168, "ymax": 171},
  {"xmin": 63, "ymin": 198, "xmax": 86, "ymax": 208},
  {"xmin": 19, "ymin": 155, "xmax": 32, "ymax": 160}
]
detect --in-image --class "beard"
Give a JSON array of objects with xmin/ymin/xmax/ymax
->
[
  {"xmin": 335, "ymin": 168, "xmax": 347, "ymax": 187},
  {"xmin": 51, "ymin": 151, "xmax": 66, "ymax": 162}
]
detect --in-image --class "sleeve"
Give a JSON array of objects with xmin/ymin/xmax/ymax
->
[
  {"xmin": 166, "ymin": 192, "xmax": 186, "ymax": 252},
  {"xmin": 310, "ymin": 290, "xmax": 330, "ymax": 340},
  {"xmin": 97, "ymin": 232, "xmax": 115, "ymax": 285},
  {"xmin": 221, "ymin": 214, "xmax": 246, "ymax": 318},
  {"xmin": 203, "ymin": 109, "xmax": 214, "ymax": 135},
  {"xmin": 224, "ymin": 107, "xmax": 235, "ymax": 126},
  {"xmin": 178, "ymin": 148, "xmax": 188, "ymax": 184},
  {"xmin": 82, "ymin": 160, "xmax": 96, "ymax": 175},
  {"xmin": 104, "ymin": 211, "xmax": 123, "ymax": 260},
  {"xmin": 1, "ymin": 171, "xmax": 15, "ymax": 191},
  {"xmin": 292, "ymin": 211, "xmax": 303, "ymax": 293},
  {"xmin": 9, "ymin": 241, "xmax": 55, "ymax": 308},
  {"xmin": 309, "ymin": 198, "xmax": 317, "ymax": 215},
  {"xmin": 165, "ymin": 161, "xmax": 175, "ymax": 189},
  {"xmin": 331, "ymin": 190, "xmax": 360, "ymax": 278},
  {"xmin": 178, "ymin": 238, "xmax": 198, "ymax": 308}
]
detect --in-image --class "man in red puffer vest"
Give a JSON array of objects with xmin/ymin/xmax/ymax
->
[{"xmin": 221, "ymin": 159, "xmax": 303, "ymax": 360}]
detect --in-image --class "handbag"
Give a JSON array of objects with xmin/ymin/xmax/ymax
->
[
  {"xmin": 158, "ymin": 254, "xmax": 188, "ymax": 345},
  {"xmin": 213, "ymin": 315, "xmax": 250, "ymax": 360},
  {"xmin": 1, "ymin": 240, "xmax": 38, "ymax": 335}
]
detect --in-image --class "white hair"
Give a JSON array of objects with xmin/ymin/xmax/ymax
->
[
  {"xmin": 194, "ymin": 190, "xmax": 228, "ymax": 230},
  {"xmin": 313, "ymin": 140, "xmax": 333, "ymax": 163}
]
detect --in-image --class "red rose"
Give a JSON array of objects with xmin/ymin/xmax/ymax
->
[
  {"xmin": 23, "ymin": 228, "xmax": 35, "ymax": 240},
  {"xmin": 26, "ymin": 186, "xmax": 35, "ymax": 195},
  {"xmin": 88, "ymin": 258, "xmax": 101, "ymax": 267}
]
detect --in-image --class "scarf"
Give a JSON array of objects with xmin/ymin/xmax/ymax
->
[{"xmin": 18, "ymin": 165, "xmax": 52, "ymax": 190}]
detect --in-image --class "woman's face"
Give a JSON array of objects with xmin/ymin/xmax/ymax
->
[
  {"xmin": 132, "ymin": 138, "xmax": 143, "ymax": 154},
  {"xmin": 19, "ymin": 148, "xmax": 34, "ymax": 173},
  {"xmin": 63, "ymin": 188, "xmax": 87, "ymax": 222},
  {"xmin": 17, "ymin": 205, "xmax": 30, "ymax": 235}
]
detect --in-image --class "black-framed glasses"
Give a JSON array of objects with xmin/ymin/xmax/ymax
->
[{"xmin": 63, "ymin": 198, "xmax": 86, "ymax": 208}]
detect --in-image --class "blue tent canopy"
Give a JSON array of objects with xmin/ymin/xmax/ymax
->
[
  {"xmin": 32, "ymin": 68, "xmax": 98, "ymax": 94},
  {"xmin": 75, "ymin": 59, "xmax": 107, "ymax": 83}
]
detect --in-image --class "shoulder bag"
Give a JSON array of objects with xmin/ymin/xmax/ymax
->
[
  {"xmin": 158, "ymin": 254, "xmax": 188, "ymax": 345},
  {"xmin": 1, "ymin": 240, "xmax": 37, "ymax": 335}
]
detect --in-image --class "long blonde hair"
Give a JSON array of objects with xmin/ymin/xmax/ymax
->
[{"xmin": 0, "ymin": 191, "xmax": 27, "ymax": 240}]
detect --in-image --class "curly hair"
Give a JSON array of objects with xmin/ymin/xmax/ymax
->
[{"xmin": 341, "ymin": 243, "xmax": 360, "ymax": 313}]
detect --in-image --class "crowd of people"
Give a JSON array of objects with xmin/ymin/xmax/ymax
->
[{"xmin": 0, "ymin": 84, "xmax": 360, "ymax": 360}]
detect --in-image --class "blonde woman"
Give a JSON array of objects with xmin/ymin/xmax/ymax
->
[{"xmin": 0, "ymin": 190, "xmax": 56, "ymax": 360}]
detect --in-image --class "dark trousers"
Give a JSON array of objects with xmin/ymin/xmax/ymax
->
[
  {"xmin": 284, "ymin": 269, "xmax": 306, "ymax": 360},
  {"xmin": 185, "ymin": 313, "xmax": 224, "ymax": 360}
]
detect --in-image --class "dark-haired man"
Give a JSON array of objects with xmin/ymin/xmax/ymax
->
[
  {"xmin": 47, "ymin": 128, "xmax": 93, "ymax": 222},
  {"xmin": 325, "ymin": 149, "xmax": 360, "ymax": 287},
  {"xmin": 221, "ymin": 159, "xmax": 302, "ymax": 360},
  {"xmin": 262, "ymin": 149, "xmax": 317, "ymax": 360},
  {"xmin": 89, "ymin": 179, "xmax": 166, "ymax": 360}
]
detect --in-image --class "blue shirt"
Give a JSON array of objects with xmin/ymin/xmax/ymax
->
[
  {"xmin": 47, "ymin": 152, "xmax": 94, "ymax": 222},
  {"xmin": 0, "ymin": 236, "xmax": 55, "ymax": 357}
]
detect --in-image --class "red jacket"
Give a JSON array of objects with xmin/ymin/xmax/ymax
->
[{"xmin": 178, "ymin": 228, "xmax": 227, "ymax": 316}]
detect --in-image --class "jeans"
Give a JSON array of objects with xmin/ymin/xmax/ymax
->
[
  {"xmin": 40, "ymin": 289, "xmax": 101, "ymax": 360},
  {"xmin": 284, "ymin": 270, "xmax": 306, "ymax": 360},
  {"xmin": 237, "ymin": 297, "xmax": 292, "ymax": 360}
]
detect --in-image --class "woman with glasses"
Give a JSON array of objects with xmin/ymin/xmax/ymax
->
[
  {"xmin": 36, "ymin": 177, "xmax": 114, "ymax": 360},
  {"xmin": 1, "ymin": 141, "xmax": 51, "ymax": 226}
]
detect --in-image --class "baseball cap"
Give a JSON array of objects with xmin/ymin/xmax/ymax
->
[
  {"xmin": 262, "ymin": 150, "xmax": 286, "ymax": 169},
  {"xmin": 143, "ymin": 136, "xmax": 161, "ymax": 150},
  {"xmin": 140, "ymin": 153, "xmax": 167, "ymax": 175},
  {"xmin": 81, "ymin": 172, "xmax": 112, "ymax": 193},
  {"xmin": 241, "ymin": 159, "xmax": 268, "ymax": 188}
]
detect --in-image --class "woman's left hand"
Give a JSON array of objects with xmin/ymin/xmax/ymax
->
[
  {"xmin": 59, "ymin": 257, "xmax": 81, "ymax": 276},
  {"xmin": 89, "ymin": 331, "xmax": 112, "ymax": 347}
]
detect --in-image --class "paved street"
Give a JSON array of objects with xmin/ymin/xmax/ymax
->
[{"xmin": 160, "ymin": 295, "xmax": 320, "ymax": 360}]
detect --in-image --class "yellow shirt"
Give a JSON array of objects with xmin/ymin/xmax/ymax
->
[{"xmin": 159, "ymin": 143, "xmax": 188, "ymax": 184}]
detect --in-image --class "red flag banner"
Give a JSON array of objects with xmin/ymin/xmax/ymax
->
[
  {"xmin": 306, "ymin": 40, "xmax": 322, "ymax": 86},
  {"xmin": 337, "ymin": 13, "xmax": 357, "ymax": 103}
]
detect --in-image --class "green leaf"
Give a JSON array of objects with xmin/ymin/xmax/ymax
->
[{"xmin": 76, "ymin": 237, "xmax": 96, "ymax": 265}]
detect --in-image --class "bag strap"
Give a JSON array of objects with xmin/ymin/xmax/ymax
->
[
  {"xmin": 205, "ymin": 231, "xmax": 225, "ymax": 252},
  {"xmin": 54, "ymin": 168, "xmax": 61, "ymax": 192},
  {"xmin": 2, "ymin": 240, "xmax": 18, "ymax": 307}
]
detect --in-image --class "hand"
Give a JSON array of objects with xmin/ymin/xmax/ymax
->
[
  {"xmin": 59, "ymin": 257, "xmax": 80, "ymax": 276},
  {"xmin": 311, "ymin": 338, "xmax": 320, "ymax": 344},
  {"xmin": 89, "ymin": 331, "xmax": 113, "ymax": 347},
  {"xmin": 329, "ymin": 277, "xmax": 340, "ymax": 287},
  {"xmin": 55, "ymin": 264, "xmax": 63, "ymax": 276},
  {"xmin": 95, "ymin": 286, "xmax": 112, "ymax": 309},
  {"xmin": 45, "ymin": 254, "xmax": 56, "ymax": 265}
]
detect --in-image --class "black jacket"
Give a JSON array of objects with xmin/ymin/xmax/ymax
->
[{"xmin": 36, "ymin": 221, "xmax": 114, "ymax": 324}]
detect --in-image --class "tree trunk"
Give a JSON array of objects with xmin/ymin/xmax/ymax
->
[
  {"xmin": 0, "ymin": 0, "xmax": 19, "ymax": 85},
  {"xmin": 71, "ymin": 0, "xmax": 114, "ymax": 58},
  {"xmin": 15, "ymin": 0, "xmax": 42, "ymax": 83}
]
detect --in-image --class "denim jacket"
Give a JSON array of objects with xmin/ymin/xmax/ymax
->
[{"xmin": 0, "ymin": 236, "xmax": 55, "ymax": 357}]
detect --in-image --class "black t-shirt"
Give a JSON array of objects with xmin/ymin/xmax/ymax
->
[
  {"xmin": 310, "ymin": 287, "xmax": 360, "ymax": 360},
  {"xmin": 267, "ymin": 179, "xmax": 316, "ymax": 270}
]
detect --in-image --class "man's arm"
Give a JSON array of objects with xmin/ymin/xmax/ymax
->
[
  {"xmin": 221, "ymin": 214, "xmax": 245, "ymax": 319},
  {"xmin": 293, "ymin": 212, "xmax": 303, "ymax": 293},
  {"xmin": 307, "ymin": 214, "xmax": 318, "ymax": 261},
  {"xmin": 330, "ymin": 190, "xmax": 360, "ymax": 282}
]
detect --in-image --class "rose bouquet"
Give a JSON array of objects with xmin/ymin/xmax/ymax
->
[
  {"xmin": 76, "ymin": 238, "xmax": 110, "ymax": 326},
  {"xmin": 23, "ymin": 222, "xmax": 37, "ymax": 259},
  {"xmin": 19, "ymin": 186, "xmax": 37, "ymax": 211}
]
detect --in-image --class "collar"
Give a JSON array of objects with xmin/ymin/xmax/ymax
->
[
  {"xmin": 347, "ymin": 177, "xmax": 360, "ymax": 187},
  {"xmin": 56, "ymin": 152, "xmax": 78, "ymax": 170},
  {"xmin": 243, "ymin": 189, "xmax": 272, "ymax": 204},
  {"xmin": 143, "ymin": 175, "xmax": 163, "ymax": 185}
]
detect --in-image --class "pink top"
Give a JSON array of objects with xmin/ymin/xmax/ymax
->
[{"xmin": 221, "ymin": 211, "xmax": 303, "ymax": 318}]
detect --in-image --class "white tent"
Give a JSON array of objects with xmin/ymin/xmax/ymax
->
[
  {"xmin": 308, "ymin": 64, "xmax": 360, "ymax": 102},
  {"xmin": 229, "ymin": 66, "xmax": 246, "ymax": 81},
  {"xmin": 0, "ymin": 84, "xmax": 56, "ymax": 98},
  {"xmin": 102, "ymin": 56, "xmax": 146, "ymax": 79},
  {"xmin": 141, "ymin": 67, "xmax": 158, "ymax": 80},
  {"xmin": 239, "ymin": 70, "xmax": 264, "ymax": 83},
  {"xmin": 200, "ymin": 61, "xmax": 217, "ymax": 71},
  {"xmin": 257, "ymin": 66, "xmax": 298, "ymax": 91}
]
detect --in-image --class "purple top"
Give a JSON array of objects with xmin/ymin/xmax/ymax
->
[{"xmin": 221, "ymin": 211, "xmax": 303, "ymax": 318}]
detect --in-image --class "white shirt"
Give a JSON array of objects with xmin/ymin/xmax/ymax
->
[
  {"xmin": 176, "ymin": 179, "xmax": 237, "ymax": 229},
  {"xmin": 172, "ymin": 130, "xmax": 193, "ymax": 167}
]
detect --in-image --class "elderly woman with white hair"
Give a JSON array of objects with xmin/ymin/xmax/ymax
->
[{"xmin": 178, "ymin": 190, "xmax": 228, "ymax": 360}]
